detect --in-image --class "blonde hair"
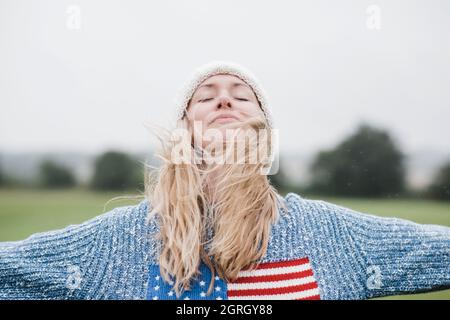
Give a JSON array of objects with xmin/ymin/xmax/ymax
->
[{"xmin": 144, "ymin": 115, "xmax": 286, "ymax": 298}]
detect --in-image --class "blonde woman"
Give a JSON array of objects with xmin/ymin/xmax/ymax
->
[{"xmin": 0, "ymin": 61, "xmax": 449, "ymax": 300}]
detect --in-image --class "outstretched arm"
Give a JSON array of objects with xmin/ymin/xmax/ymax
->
[
  {"xmin": 0, "ymin": 213, "xmax": 102, "ymax": 299},
  {"xmin": 330, "ymin": 201, "xmax": 450, "ymax": 299}
]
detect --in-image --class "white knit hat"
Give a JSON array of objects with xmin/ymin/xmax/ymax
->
[{"xmin": 173, "ymin": 61, "xmax": 274, "ymax": 129}]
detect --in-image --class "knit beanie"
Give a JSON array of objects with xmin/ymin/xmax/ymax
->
[{"xmin": 173, "ymin": 61, "xmax": 274, "ymax": 129}]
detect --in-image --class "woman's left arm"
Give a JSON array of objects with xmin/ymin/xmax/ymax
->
[{"xmin": 336, "ymin": 202, "xmax": 450, "ymax": 299}]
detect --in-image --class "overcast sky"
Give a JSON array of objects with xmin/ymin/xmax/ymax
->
[{"xmin": 1, "ymin": 0, "xmax": 449, "ymax": 157}]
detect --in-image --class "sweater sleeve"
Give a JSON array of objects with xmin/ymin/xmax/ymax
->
[
  {"xmin": 319, "ymin": 200, "xmax": 450, "ymax": 299},
  {"xmin": 0, "ymin": 209, "xmax": 109, "ymax": 300}
]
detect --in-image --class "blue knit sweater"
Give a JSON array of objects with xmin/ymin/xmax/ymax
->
[{"xmin": 0, "ymin": 193, "xmax": 449, "ymax": 300}]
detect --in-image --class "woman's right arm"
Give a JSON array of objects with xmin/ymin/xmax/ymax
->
[{"xmin": 0, "ymin": 213, "xmax": 102, "ymax": 300}]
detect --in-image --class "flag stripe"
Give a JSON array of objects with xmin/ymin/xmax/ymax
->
[
  {"xmin": 230, "ymin": 269, "xmax": 314, "ymax": 284},
  {"xmin": 228, "ymin": 281, "xmax": 318, "ymax": 297},
  {"xmin": 237, "ymin": 263, "xmax": 312, "ymax": 277},
  {"xmin": 242, "ymin": 257, "xmax": 310, "ymax": 270},
  {"xmin": 296, "ymin": 294, "xmax": 321, "ymax": 300},
  {"xmin": 228, "ymin": 288, "xmax": 320, "ymax": 300},
  {"xmin": 228, "ymin": 276, "xmax": 317, "ymax": 290}
]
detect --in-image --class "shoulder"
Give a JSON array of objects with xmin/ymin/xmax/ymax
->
[
  {"xmin": 279, "ymin": 192, "xmax": 413, "ymax": 249},
  {"xmin": 283, "ymin": 192, "xmax": 421, "ymax": 230},
  {"xmin": 88, "ymin": 198, "xmax": 154, "ymax": 235},
  {"xmin": 268, "ymin": 192, "xmax": 360, "ymax": 255},
  {"xmin": 282, "ymin": 192, "xmax": 361, "ymax": 227}
]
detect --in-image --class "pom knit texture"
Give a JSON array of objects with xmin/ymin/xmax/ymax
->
[{"xmin": 0, "ymin": 193, "xmax": 449, "ymax": 300}]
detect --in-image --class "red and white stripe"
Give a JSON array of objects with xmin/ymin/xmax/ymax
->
[{"xmin": 227, "ymin": 257, "xmax": 320, "ymax": 300}]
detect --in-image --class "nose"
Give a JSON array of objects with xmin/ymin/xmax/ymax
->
[{"xmin": 217, "ymin": 96, "xmax": 232, "ymax": 109}]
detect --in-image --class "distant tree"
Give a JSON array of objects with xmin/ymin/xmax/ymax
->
[
  {"xmin": 427, "ymin": 162, "xmax": 450, "ymax": 201},
  {"xmin": 308, "ymin": 123, "xmax": 406, "ymax": 197},
  {"xmin": 39, "ymin": 160, "xmax": 76, "ymax": 188},
  {"xmin": 0, "ymin": 154, "xmax": 4, "ymax": 186},
  {"xmin": 0, "ymin": 164, "xmax": 3, "ymax": 186},
  {"xmin": 90, "ymin": 151, "xmax": 142, "ymax": 191}
]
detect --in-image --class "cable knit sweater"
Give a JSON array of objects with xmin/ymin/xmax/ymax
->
[{"xmin": 0, "ymin": 193, "xmax": 449, "ymax": 300}]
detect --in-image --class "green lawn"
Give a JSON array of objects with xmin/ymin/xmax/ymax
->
[
  {"xmin": 0, "ymin": 188, "xmax": 145, "ymax": 241},
  {"xmin": 0, "ymin": 188, "xmax": 448, "ymax": 300}
]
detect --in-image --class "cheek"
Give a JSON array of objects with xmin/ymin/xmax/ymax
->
[
  {"xmin": 187, "ymin": 104, "xmax": 211, "ymax": 124},
  {"xmin": 238, "ymin": 102, "xmax": 264, "ymax": 118}
]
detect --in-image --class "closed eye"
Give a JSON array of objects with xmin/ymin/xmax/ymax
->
[{"xmin": 199, "ymin": 97, "xmax": 248, "ymax": 102}]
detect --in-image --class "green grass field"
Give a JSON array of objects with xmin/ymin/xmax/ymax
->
[{"xmin": 0, "ymin": 188, "xmax": 448, "ymax": 300}]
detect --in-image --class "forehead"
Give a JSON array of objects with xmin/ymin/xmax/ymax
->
[{"xmin": 195, "ymin": 74, "xmax": 251, "ymax": 90}]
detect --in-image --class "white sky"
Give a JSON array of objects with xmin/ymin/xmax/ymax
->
[{"xmin": 1, "ymin": 0, "xmax": 449, "ymax": 156}]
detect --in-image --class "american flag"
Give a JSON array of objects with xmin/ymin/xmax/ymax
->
[
  {"xmin": 228, "ymin": 257, "xmax": 320, "ymax": 300},
  {"xmin": 147, "ymin": 257, "xmax": 320, "ymax": 300}
]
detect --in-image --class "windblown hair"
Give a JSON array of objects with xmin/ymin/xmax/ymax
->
[{"xmin": 144, "ymin": 115, "xmax": 285, "ymax": 298}]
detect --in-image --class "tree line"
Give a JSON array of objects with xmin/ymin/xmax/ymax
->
[
  {"xmin": 0, "ymin": 151, "xmax": 144, "ymax": 192},
  {"xmin": 0, "ymin": 123, "xmax": 449, "ymax": 200},
  {"xmin": 270, "ymin": 123, "xmax": 450, "ymax": 201}
]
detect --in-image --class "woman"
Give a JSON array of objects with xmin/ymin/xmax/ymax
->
[{"xmin": 0, "ymin": 61, "xmax": 449, "ymax": 300}]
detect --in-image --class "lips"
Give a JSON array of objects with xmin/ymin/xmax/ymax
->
[{"xmin": 210, "ymin": 114, "xmax": 240, "ymax": 124}]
